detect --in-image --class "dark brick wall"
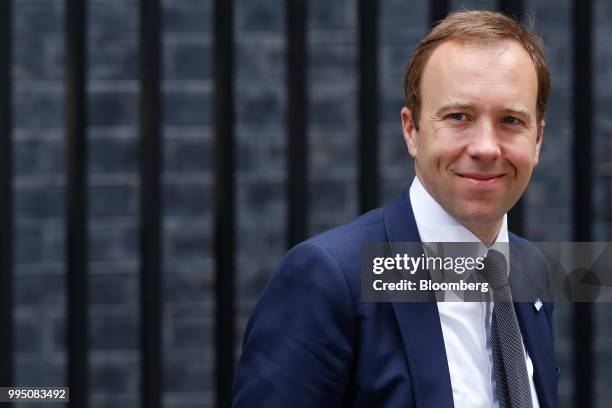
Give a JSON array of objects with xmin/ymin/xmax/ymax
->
[
  {"xmin": 13, "ymin": 2, "xmax": 69, "ymax": 408},
  {"xmin": 592, "ymin": 1, "xmax": 612, "ymax": 404},
  {"xmin": 9, "ymin": 0, "xmax": 611, "ymax": 407}
]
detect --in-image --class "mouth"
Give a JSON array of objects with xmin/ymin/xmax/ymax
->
[{"xmin": 456, "ymin": 172, "xmax": 506, "ymax": 187}]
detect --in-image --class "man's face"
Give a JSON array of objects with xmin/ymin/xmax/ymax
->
[{"xmin": 401, "ymin": 39, "xmax": 544, "ymax": 233}]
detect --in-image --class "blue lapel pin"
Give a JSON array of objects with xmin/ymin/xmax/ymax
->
[{"xmin": 533, "ymin": 298, "xmax": 543, "ymax": 312}]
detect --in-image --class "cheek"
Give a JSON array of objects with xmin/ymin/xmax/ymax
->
[
  {"xmin": 502, "ymin": 143, "xmax": 537, "ymax": 174},
  {"xmin": 502, "ymin": 128, "xmax": 539, "ymax": 151},
  {"xmin": 418, "ymin": 128, "xmax": 467, "ymax": 170},
  {"xmin": 434, "ymin": 142, "xmax": 468, "ymax": 171}
]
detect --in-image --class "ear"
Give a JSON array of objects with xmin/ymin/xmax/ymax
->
[
  {"xmin": 401, "ymin": 106, "xmax": 418, "ymax": 158},
  {"xmin": 534, "ymin": 119, "xmax": 545, "ymax": 165}
]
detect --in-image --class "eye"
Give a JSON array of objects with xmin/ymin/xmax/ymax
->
[
  {"xmin": 502, "ymin": 116, "xmax": 522, "ymax": 125},
  {"xmin": 447, "ymin": 112, "xmax": 468, "ymax": 121}
]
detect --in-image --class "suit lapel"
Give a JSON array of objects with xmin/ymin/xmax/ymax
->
[
  {"xmin": 383, "ymin": 189, "xmax": 557, "ymax": 408},
  {"xmin": 384, "ymin": 189, "xmax": 455, "ymax": 408},
  {"xmin": 510, "ymin": 240, "xmax": 556, "ymax": 408}
]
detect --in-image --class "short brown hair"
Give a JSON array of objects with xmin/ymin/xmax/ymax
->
[{"xmin": 404, "ymin": 10, "xmax": 550, "ymax": 129}]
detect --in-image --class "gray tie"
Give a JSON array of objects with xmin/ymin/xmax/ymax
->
[{"xmin": 481, "ymin": 250, "xmax": 533, "ymax": 408}]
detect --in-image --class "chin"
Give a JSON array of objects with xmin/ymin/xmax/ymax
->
[{"xmin": 453, "ymin": 202, "xmax": 506, "ymax": 228}]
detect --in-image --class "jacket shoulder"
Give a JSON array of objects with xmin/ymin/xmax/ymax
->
[{"xmin": 307, "ymin": 207, "xmax": 387, "ymax": 257}]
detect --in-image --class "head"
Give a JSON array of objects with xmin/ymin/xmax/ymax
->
[{"xmin": 401, "ymin": 11, "xmax": 550, "ymax": 243}]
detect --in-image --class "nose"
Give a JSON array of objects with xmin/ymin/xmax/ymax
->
[{"xmin": 465, "ymin": 119, "xmax": 501, "ymax": 161}]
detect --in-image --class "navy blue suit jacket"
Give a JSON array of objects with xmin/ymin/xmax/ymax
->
[{"xmin": 233, "ymin": 188, "xmax": 558, "ymax": 407}]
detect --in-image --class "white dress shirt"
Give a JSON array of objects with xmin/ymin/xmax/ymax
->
[{"xmin": 409, "ymin": 177, "xmax": 540, "ymax": 408}]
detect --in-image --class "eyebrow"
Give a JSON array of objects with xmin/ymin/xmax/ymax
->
[
  {"xmin": 503, "ymin": 107, "xmax": 532, "ymax": 119},
  {"xmin": 434, "ymin": 103, "xmax": 533, "ymax": 121},
  {"xmin": 434, "ymin": 102, "xmax": 473, "ymax": 117}
]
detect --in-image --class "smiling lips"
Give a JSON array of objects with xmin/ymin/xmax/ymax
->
[{"xmin": 456, "ymin": 172, "xmax": 506, "ymax": 187}]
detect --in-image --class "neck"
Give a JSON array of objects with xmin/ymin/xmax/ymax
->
[{"xmin": 463, "ymin": 220, "xmax": 503, "ymax": 247}]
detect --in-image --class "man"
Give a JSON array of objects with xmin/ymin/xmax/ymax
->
[{"xmin": 233, "ymin": 10, "xmax": 557, "ymax": 408}]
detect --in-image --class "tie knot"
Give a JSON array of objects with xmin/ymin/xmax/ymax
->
[{"xmin": 481, "ymin": 249, "xmax": 508, "ymax": 289}]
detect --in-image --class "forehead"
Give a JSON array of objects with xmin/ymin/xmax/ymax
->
[{"xmin": 420, "ymin": 39, "xmax": 538, "ymax": 113}]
